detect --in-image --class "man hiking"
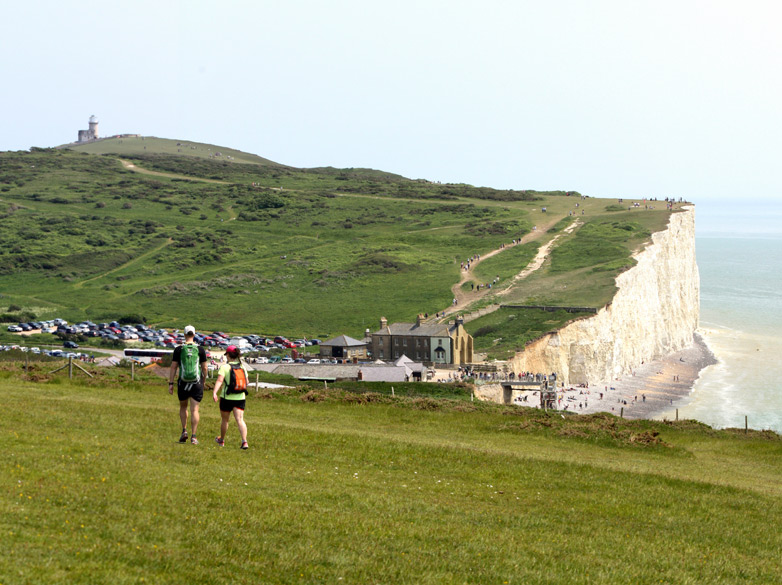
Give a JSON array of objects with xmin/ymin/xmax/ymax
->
[{"xmin": 168, "ymin": 325, "xmax": 208, "ymax": 444}]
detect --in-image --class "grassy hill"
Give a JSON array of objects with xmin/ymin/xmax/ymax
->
[
  {"xmin": 2, "ymin": 364, "xmax": 780, "ymax": 584},
  {"xmin": 0, "ymin": 142, "xmax": 679, "ymax": 346},
  {"xmin": 63, "ymin": 136, "xmax": 283, "ymax": 167}
]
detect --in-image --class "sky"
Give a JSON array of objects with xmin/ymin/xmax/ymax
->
[{"xmin": 2, "ymin": 0, "xmax": 781, "ymax": 212}]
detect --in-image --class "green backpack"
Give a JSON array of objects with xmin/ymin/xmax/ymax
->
[{"xmin": 179, "ymin": 344, "xmax": 201, "ymax": 383}]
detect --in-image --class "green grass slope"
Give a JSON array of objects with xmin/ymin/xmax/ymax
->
[
  {"xmin": 62, "ymin": 136, "xmax": 282, "ymax": 166},
  {"xmin": 0, "ymin": 145, "xmax": 683, "ymax": 344},
  {"xmin": 2, "ymin": 368, "xmax": 780, "ymax": 584}
]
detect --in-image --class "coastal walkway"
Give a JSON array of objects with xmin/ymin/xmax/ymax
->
[
  {"xmin": 435, "ymin": 219, "xmax": 581, "ymax": 323},
  {"xmin": 119, "ymin": 159, "xmax": 230, "ymax": 184}
]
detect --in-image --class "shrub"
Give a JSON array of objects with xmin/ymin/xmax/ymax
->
[{"xmin": 118, "ymin": 314, "xmax": 146, "ymax": 325}]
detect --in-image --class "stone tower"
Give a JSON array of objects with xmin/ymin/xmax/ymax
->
[
  {"xmin": 88, "ymin": 115, "xmax": 99, "ymax": 139},
  {"xmin": 78, "ymin": 115, "xmax": 99, "ymax": 142}
]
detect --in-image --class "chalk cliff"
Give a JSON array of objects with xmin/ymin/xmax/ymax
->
[{"xmin": 508, "ymin": 206, "xmax": 699, "ymax": 385}]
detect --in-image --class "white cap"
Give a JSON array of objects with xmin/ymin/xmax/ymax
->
[{"xmin": 184, "ymin": 325, "xmax": 196, "ymax": 335}]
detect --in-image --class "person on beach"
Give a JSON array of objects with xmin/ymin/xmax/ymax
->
[
  {"xmin": 212, "ymin": 345, "xmax": 250, "ymax": 449},
  {"xmin": 169, "ymin": 325, "xmax": 208, "ymax": 445}
]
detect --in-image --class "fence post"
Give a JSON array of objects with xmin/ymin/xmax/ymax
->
[
  {"xmin": 255, "ymin": 372, "xmax": 259, "ymax": 389},
  {"xmin": 131, "ymin": 361, "xmax": 135, "ymax": 381},
  {"xmin": 68, "ymin": 356, "xmax": 73, "ymax": 379},
  {"xmin": 391, "ymin": 386, "xmax": 395, "ymax": 397},
  {"xmin": 745, "ymin": 415, "xmax": 748, "ymax": 434},
  {"xmin": 620, "ymin": 407, "xmax": 624, "ymax": 419},
  {"xmin": 676, "ymin": 408, "xmax": 678, "ymax": 422}
]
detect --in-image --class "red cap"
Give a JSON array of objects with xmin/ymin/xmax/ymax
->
[{"xmin": 226, "ymin": 345, "xmax": 237, "ymax": 353}]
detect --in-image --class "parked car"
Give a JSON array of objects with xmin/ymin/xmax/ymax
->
[
  {"xmin": 7, "ymin": 325, "xmax": 22, "ymax": 332},
  {"xmin": 63, "ymin": 341, "xmax": 79, "ymax": 349},
  {"xmin": 306, "ymin": 358, "xmax": 321, "ymax": 364},
  {"xmin": 280, "ymin": 357, "xmax": 294, "ymax": 363}
]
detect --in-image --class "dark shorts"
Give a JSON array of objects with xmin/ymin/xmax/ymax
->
[
  {"xmin": 178, "ymin": 379, "xmax": 204, "ymax": 402},
  {"xmin": 220, "ymin": 397, "xmax": 245, "ymax": 412}
]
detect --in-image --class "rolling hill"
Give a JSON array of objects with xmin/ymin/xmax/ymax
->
[
  {"xmin": 63, "ymin": 135, "xmax": 283, "ymax": 167},
  {"xmin": 1, "ymin": 140, "xmax": 677, "ymax": 349}
]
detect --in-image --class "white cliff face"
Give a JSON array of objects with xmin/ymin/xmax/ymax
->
[{"xmin": 508, "ymin": 207, "xmax": 699, "ymax": 385}]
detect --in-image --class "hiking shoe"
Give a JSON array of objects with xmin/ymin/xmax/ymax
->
[
  {"xmin": 190, "ymin": 436, "xmax": 199, "ymax": 445},
  {"xmin": 215, "ymin": 436, "xmax": 225, "ymax": 447},
  {"xmin": 240, "ymin": 441, "xmax": 249, "ymax": 450},
  {"xmin": 179, "ymin": 429, "xmax": 188, "ymax": 443}
]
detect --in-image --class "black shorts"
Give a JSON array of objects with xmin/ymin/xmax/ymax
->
[
  {"xmin": 220, "ymin": 397, "xmax": 245, "ymax": 412},
  {"xmin": 177, "ymin": 379, "xmax": 204, "ymax": 402}
]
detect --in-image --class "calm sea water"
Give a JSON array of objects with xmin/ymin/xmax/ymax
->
[{"xmin": 659, "ymin": 231, "xmax": 782, "ymax": 432}]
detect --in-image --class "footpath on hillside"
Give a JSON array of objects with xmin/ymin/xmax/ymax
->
[
  {"xmin": 119, "ymin": 159, "xmax": 230, "ymax": 184},
  {"xmin": 436, "ymin": 217, "xmax": 580, "ymax": 321}
]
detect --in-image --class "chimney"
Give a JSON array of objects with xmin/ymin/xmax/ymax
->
[
  {"xmin": 416, "ymin": 313, "xmax": 424, "ymax": 326},
  {"xmin": 455, "ymin": 316, "xmax": 464, "ymax": 328},
  {"xmin": 380, "ymin": 317, "xmax": 388, "ymax": 330}
]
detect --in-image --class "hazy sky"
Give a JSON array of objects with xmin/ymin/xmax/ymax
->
[{"xmin": 2, "ymin": 0, "xmax": 780, "ymax": 204}]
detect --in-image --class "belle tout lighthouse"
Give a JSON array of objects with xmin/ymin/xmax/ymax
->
[{"xmin": 77, "ymin": 115, "xmax": 99, "ymax": 143}]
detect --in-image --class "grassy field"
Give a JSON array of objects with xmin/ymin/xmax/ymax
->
[
  {"xmin": 467, "ymin": 307, "xmax": 595, "ymax": 361},
  {"xmin": 1, "ymin": 141, "xmax": 685, "ymax": 347},
  {"xmin": 1, "ymin": 367, "xmax": 780, "ymax": 584}
]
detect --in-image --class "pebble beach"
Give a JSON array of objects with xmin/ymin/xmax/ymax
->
[
  {"xmin": 470, "ymin": 334, "xmax": 718, "ymax": 420},
  {"xmin": 563, "ymin": 333, "xmax": 717, "ymax": 419}
]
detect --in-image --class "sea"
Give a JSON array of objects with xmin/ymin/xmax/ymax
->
[{"xmin": 658, "ymin": 200, "xmax": 782, "ymax": 432}]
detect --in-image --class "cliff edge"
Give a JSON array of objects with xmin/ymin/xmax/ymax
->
[{"xmin": 508, "ymin": 206, "xmax": 699, "ymax": 385}]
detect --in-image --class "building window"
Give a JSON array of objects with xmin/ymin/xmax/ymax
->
[
  {"xmin": 416, "ymin": 339, "xmax": 420, "ymax": 347},
  {"xmin": 394, "ymin": 338, "xmax": 399, "ymax": 346},
  {"xmin": 378, "ymin": 338, "xmax": 383, "ymax": 346},
  {"xmin": 379, "ymin": 350, "xmax": 384, "ymax": 358},
  {"xmin": 403, "ymin": 339, "xmax": 407, "ymax": 347}
]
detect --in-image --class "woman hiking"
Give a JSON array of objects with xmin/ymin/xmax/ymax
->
[{"xmin": 212, "ymin": 345, "xmax": 250, "ymax": 449}]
